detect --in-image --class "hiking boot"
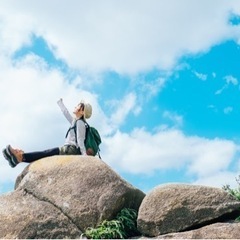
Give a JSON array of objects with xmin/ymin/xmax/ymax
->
[
  {"xmin": 5, "ymin": 145, "xmax": 20, "ymax": 167},
  {"xmin": 2, "ymin": 147, "xmax": 17, "ymax": 168}
]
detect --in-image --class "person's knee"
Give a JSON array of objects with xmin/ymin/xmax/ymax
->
[{"xmin": 59, "ymin": 145, "xmax": 79, "ymax": 155}]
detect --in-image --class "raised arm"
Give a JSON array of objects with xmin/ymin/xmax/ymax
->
[{"xmin": 57, "ymin": 99, "xmax": 73, "ymax": 124}]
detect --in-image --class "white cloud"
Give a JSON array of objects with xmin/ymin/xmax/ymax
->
[
  {"xmin": 0, "ymin": 0, "xmax": 240, "ymax": 74},
  {"xmin": 102, "ymin": 128, "xmax": 238, "ymax": 179},
  {"xmin": 215, "ymin": 85, "xmax": 228, "ymax": 95},
  {"xmin": 224, "ymin": 75, "xmax": 238, "ymax": 85},
  {"xmin": 0, "ymin": 8, "xmax": 32, "ymax": 55},
  {"xmin": 110, "ymin": 93, "xmax": 138, "ymax": 129},
  {"xmin": 186, "ymin": 137, "xmax": 236, "ymax": 177},
  {"xmin": 193, "ymin": 71, "xmax": 207, "ymax": 81},
  {"xmin": 215, "ymin": 75, "xmax": 239, "ymax": 94},
  {"xmin": 193, "ymin": 171, "xmax": 240, "ymax": 189}
]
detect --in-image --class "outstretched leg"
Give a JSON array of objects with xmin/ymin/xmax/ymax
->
[
  {"xmin": 2, "ymin": 145, "xmax": 60, "ymax": 167},
  {"xmin": 23, "ymin": 148, "xmax": 60, "ymax": 163}
]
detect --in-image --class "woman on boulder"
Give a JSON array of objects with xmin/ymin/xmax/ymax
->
[{"xmin": 2, "ymin": 98, "xmax": 92, "ymax": 168}]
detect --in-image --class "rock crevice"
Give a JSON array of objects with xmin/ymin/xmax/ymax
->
[{"xmin": 22, "ymin": 188, "xmax": 83, "ymax": 233}]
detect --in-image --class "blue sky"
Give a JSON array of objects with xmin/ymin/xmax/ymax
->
[{"xmin": 1, "ymin": 0, "xmax": 240, "ymax": 194}]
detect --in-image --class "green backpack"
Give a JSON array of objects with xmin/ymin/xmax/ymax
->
[{"xmin": 74, "ymin": 119, "xmax": 102, "ymax": 157}]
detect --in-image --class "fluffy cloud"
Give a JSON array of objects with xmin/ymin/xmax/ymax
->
[
  {"xmin": 194, "ymin": 171, "xmax": 240, "ymax": 189},
  {"xmin": 102, "ymin": 128, "xmax": 239, "ymax": 179},
  {"xmin": 224, "ymin": 75, "xmax": 238, "ymax": 85},
  {"xmin": 0, "ymin": 0, "xmax": 240, "ymax": 74}
]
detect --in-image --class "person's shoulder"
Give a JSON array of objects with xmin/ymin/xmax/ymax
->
[{"xmin": 76, "ymin": 118, "xmax": 86, "ymax": 127}]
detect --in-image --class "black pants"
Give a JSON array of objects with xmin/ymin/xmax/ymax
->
[{"xmin": 23, "ymin": 147, "xmax": 60, "ymax": 163}]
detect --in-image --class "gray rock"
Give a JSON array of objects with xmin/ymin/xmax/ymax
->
[
  {"xmin": 0, "ymin": 156, "xmax": 145, "ymax": 239},
  {"xmin": 137, "ymin": 184, "xmax": 240, "ymax": 237},
  {"xmin": 0, "ymin": 190, "xmax": 81, "ymax": 239},
  {"xmin": 157, "ymin": 222, "xmax": 240, "ymax": 239}
]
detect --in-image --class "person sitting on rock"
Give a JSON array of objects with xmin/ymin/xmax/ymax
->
[{"xmin": 2, "ymin": 98, "xmax": 92, "ymax": 168}]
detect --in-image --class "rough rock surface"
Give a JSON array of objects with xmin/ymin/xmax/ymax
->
[
  {"xmin": 0, "ymin": 156, "xmax": 145, "ymax": 239},
  {"xmin": 137, "ymin": 184, "xmax": 240, "ymax": 237},
  {"xmin": 0, "ymin": 190, "xmax": 81, "ymax": 239},
  {"xmin": 157, "ymin": 222, "xmax": 240, "ymax": 239}
]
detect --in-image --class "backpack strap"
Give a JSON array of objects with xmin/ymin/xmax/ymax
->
[{"xmin": 65, "ymin": 118, "xmax": 88, "ymax": 146}]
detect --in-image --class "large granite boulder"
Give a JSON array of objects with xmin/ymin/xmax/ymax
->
[
  {"xmin": 137, "ymin": 184, "xmax": 240, "ymax": 237},
  {"xmin": 0, "ymin": 156, "xmax": 145, "ymax": 239}
]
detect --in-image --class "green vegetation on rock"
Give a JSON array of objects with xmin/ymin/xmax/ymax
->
[
  {"xmin": 223, "ymin": 175, "xmax": 240, "ymax": 221},
  {"xmin": 84, "ymin": 208, "xmax": 139, "ymax": 239}
]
